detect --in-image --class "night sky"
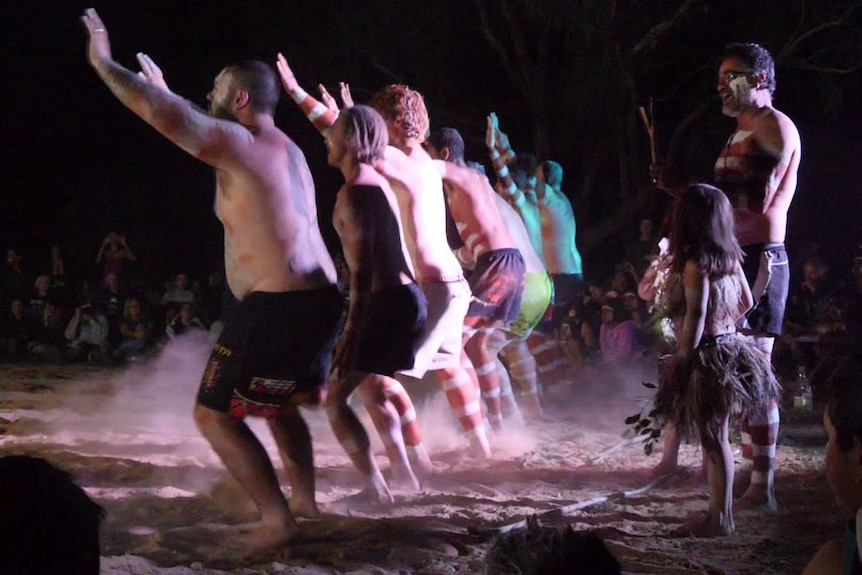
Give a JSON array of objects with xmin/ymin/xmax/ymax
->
[{"xmin": 5, "ymin": 1, "xmax": 862, "ymax": 285}]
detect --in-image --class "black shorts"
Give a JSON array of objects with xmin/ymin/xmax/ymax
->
[
  {"xmin": 196, "ymin": 286, "xmax": 343, "ymax": 418},
  {"xmin": 741, "ymin": 243, "xmax": 789, "ymax": 337},
  {"xmin": 466, "ymin": 248, "xmax": 526, "ymax": 324},
  {"xmin": 354, "ymin": 283, "xmax": 427, "ymax": 377}
]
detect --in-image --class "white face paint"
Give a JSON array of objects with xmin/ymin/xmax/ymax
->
[{"xmin": 721, "ymin": 75, "xmax": 753, "ymax": 118}]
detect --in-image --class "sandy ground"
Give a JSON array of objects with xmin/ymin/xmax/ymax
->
[{"xmin": 0, "ymin": 333, "xmax": 838, "ymax": 574}]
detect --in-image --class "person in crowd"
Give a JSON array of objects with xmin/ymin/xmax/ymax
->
[
  {"xmin": 28, "ymin": 301, "xmax": 66, "ymax": 363},
  {"xmin": 112, "ymin": 298, "xmax": 151, "ymax": 362},
  {"xmin": 96, "ymin": 231, "xmax": 136, "ymax": 283},
  {"xmin": 164, "ymin": 302, "xmax": 207, "ymax": 340},
  {"xmin": 161, "ymin": 271, "xmax": 197, "ymax": 325},
  {"xmin": 598, "ymin": 295, "xmax": 641, "ymax": 365},
  {"xmin": 0, "ymin": 298, "xmax": 35, "ymax": 360},
  {"xmin": 2, "ymin": 249, "xmax": 29, "ymax": 303},
  {"xmin": 27, "ymin": 274, "xmax": 52, "ymax": 320},
  {"xmin": 65, "ymin": 298, "xmax": 110, "ymax": 363},
  {"xmin": 626, "ymin": 218, "xmax": 659, "ymax": 275}
]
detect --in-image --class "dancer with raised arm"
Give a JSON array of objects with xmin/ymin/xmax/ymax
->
[
  {"xmin": 325, "ymin": 104, "xmax": 427, "ymax": 501},
  {"xmin": 83, "ymin": 10, "xmax": 342, "ymax": 548},
  {"xmin": 276, "ymin": 55, "xmax": 491, "ymax": 458}
]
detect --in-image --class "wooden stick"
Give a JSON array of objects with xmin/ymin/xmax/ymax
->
[
  {"xmin": 638, "ymin": 103, "xmax": 657, "ymax": 164},
  {"xmin": 472, "ymin": 470, "xmax": 682, "ymax": 536},
  {"xmin": 588, "ymin": 436, "xmax": 643, "ymax": 464}
]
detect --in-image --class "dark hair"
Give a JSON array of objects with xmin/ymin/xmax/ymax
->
[
  {"xmin": 511, "ymin": 153, "xmax": 538, "ymax": 188},
  {"xmin": 669, "ymin": 183, "xmax": 743, "ymax": 277},
  {"xmin": 541, "ymin": 160, "xmax": 563, "ymax": 188},
  {"xmin": 485, "ymin": 517, "xmax": 621, "ymax": 575},
  {"xmin": 0, "ymin": 456, "xmax": 105, "ymax": 575},
  {"xmin": 427, "ymin": 127, "xmax": 465, "ymax": 162},
  {"xmin": 827, "ymin": 355, "xmax": 862, "ymax": 452},
  {"xmin": 226, "ymin": 60, "xmax": 280, "ymax": 116},
  {"xmin": 722, "ymin": 42, "xmax": 776, "ymax": 95},
  {"xmin": 341, "ymin": 105, "xmax": 389, "ymax": 164},
  {"xmin": 368, "ymin": 84, "xmax": 430, "ymax": 141}
]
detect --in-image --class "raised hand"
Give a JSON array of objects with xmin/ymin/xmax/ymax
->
[
  {"xmin": 81, "ymin": 7, "xmax": 112, "ymax": 66},
  {"xmin": 275, "ymin": 53, "xmax": 300, "ymax": 93},
  {"xmin": 319, "ymin": 84, "xmax": 338, "ymax": 112},
  {"xmin": 339, "ymin": 82, "xmax": 354, "ymax": 108},
  {"xmin": 136, "ymin": 52, "xmax": 171, "ymax": 93},
  {"xmin": 485, "ymin": 115, "xmax": 497, "ymax": 149},
  {"xmin": 497, "ymin": 126, "xmax": 511, "ymax": 153}
]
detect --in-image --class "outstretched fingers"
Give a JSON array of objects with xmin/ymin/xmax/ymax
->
[
  {"xmin": 339, "ymin": 82, "xmax": 354, "ymax": 108},
  {"xmin": 319, "ymin": 84, "xmax": 338, "ymax": 112},
  {"xmin": 81, "ymin": 7, "xmax": 107, "ymax": 34},
  {"xmin": 276, "ymin": 53, "xmax": 299, "ymax": 93},
  {"xmin": 136, "ymin": 52, "xmax": 170, "ymax": 92}
]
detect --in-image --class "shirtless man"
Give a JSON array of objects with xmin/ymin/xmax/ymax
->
[
  {"xmin": 276, "ymin": 57, "xmax": 491, "ymax": 458},
  {"xmin": 536, "ymin": 160, "xmax": 585, "ymax": 322},
  {"xmin": 326, "ymin": 105, "xmax": 427, "ymax": 502},
  {"xmin": 82, "ymin": 10, "xmax": 342, "ymax": 548},
  {"xmin": 425, "ymin": 128, "xmax": 527, "ymax": 431},
  {"xmin": 715, "ymin": 43, "xmax": 800, "ymax": 512},
  {"xmin": 426, "ymin": 128, "xmax": 549, "ymax": 421},
  {"xmin": 653, "ymin": 42, "xmax": 801, "ymax": 512}
]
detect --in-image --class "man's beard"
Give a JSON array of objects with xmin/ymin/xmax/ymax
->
[
  {"xmin": 720, "ymin": 77, "xmax": 753, "ymax": 118},
  {"xmin": 209, "ymin": 100, "xmax": 236, "ymax": 121}
]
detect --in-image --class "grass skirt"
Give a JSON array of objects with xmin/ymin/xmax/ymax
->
[{"xmin": 655, "ymin": 333, "xmax": 781, "ymax": 440}]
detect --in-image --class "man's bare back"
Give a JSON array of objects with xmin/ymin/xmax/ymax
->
[
  {"xmin": 437, "ymin": 160, "xmax": 516, "ymax": 260},
  {"xmin": 537, "ymin": 187, "xmax": 582, "ymax": 275},
  {"xmin": 333, "ymin": 164, "xmax": 413, "ymax": 293},
  {"xmin": 378, "ymin": 145, "xmax": 464, "ymax": 282}
]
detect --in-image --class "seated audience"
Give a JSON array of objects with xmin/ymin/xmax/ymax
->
[
  {"xmin": 164, "ymin": 302, "xmax": 206, "ymax": 340},
  {"xmin": 0, "ymin": 298, "xmax": 36, "ymax": 360},
  {"xmin": 599, "ymin": 295, "xmax": 641, "ymax": 364},
  {"xmin": 65, "ymin": 299, "xmax": 109, "ymax": 363},
  {"xmin": 112, "ymin": 297, "xmax": 151, "ymax": 362},
  {"xmin": 28, "ymin": 302, "xmax": 66, "ymax": 363}
]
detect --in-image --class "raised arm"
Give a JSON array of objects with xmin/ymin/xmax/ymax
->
[
  {"xmin": 486, "ymin": 115, "xmax": 524, "ymax": 205},
  {"xmin": 81, "ymin": 9, "xmax": 253, "ymax": 168},
  {"xmin": 275, "ymin": 53, "xmax": 338, "ymax": 134}
]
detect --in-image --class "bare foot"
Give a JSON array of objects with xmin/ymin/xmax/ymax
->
[
  {"xmin": 288, "ymin": 497, "xmax": 321, "ymax": 519},
  {"xmin": 670, "ymin": 513, "xmax": 734, "ymax": 538},
  {"xmin": 412, "ymin": 453, "xmax": 435, "ymax": 476},
  {"xmin": 735, "ymin": 485, "xmax": 778, "ymax": 514},
  {"xmin": 237, "ymin": 519, "xmax": 300, "ymax": 550},
  {"xmin": 390, "ymin": 465, "xmax": 422, "ymax": 492},
  {"xmin": 348, "ymin": 485, "xmax": 395, "ymax": 505}
]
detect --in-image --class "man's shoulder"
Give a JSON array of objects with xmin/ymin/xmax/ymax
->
[{"xmin": 754, "ymin": 107, "xmax": 800, "ymax": 146}]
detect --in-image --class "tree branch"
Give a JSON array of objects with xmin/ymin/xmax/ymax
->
[{"xmin": 629, "ymin": 0, "xmax": 704, "ymax": 57}]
